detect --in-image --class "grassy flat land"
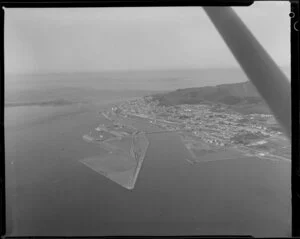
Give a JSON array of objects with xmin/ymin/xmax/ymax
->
[{"xmin": 80, "ymin": 150, "xmax": 137, "ymax": 189}]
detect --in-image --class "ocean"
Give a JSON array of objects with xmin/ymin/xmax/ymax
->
[{"xmin": 5, "ymin": 70, "xmax": 291, "ymax": 237}]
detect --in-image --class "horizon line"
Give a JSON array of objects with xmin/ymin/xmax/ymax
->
[{"xmin": 5, "ymin": 65, "xmax": 290, "ymax": 76}]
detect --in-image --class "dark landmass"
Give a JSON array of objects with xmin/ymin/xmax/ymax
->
[
  {"xmin": 151, "ymin": 81, "xmax": 271, "ymax": 114},
  {"xmin": 5, "ymin": 99, "xmax": 82, "ymax": 107},
  {"xmin": 5, "ymin": 87, "xmax": 159, "ymax": 107}
]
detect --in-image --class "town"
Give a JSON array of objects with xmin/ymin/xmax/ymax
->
[{"xmin": 106, "ymin": 96, "xmax": 291, "ymax": 161}]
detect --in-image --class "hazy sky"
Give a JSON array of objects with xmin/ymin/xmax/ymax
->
[{"xmin": 5, "ymin": 2, "xmax": 290, "ymax": 74}]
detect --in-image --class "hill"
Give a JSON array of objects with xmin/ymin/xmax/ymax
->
[{"xmin": 150, "ymin": 81, "xmax": 271, "ymax": 114}]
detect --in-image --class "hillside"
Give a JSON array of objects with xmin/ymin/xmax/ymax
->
[{"xmin": 150, "ymin": 81, "xmax": 271, "ymax": 114}]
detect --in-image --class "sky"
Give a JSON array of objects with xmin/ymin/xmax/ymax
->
[{"xmin": 4, "ymin": 2, "xmax": 290, "ymax": 75}]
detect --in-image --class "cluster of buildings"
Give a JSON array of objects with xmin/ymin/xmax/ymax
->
[{"xmin": 114, "ymin": 97, "xmax": 282, "ymax": 148}]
